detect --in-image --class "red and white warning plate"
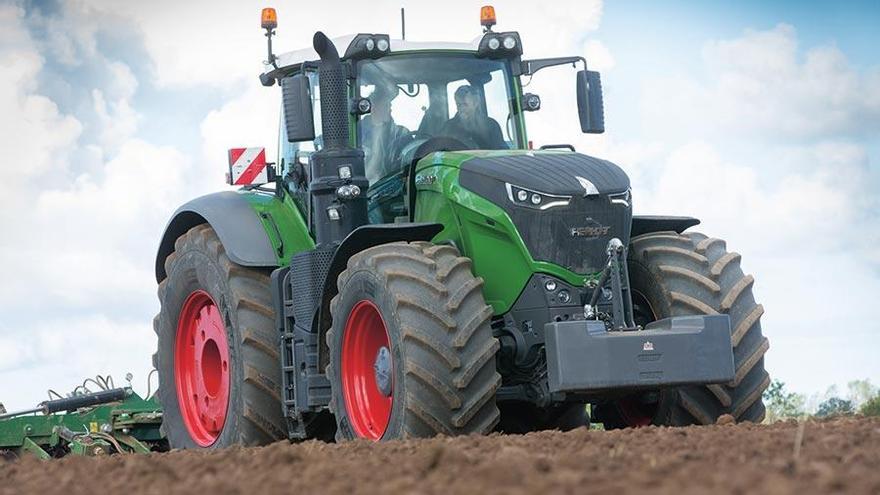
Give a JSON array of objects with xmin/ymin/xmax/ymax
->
[{"xmin": 227, "ymin": 147, "xmax": 268, "ymax": 186}]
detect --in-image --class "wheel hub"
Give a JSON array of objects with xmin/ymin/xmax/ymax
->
[
  {"xmin": 374, "ymin": 346, "xmax": 393, "ymax": 397},
  {"xmin": 174, "ymin": 290, "xmax": 230, "ymax": 447}
]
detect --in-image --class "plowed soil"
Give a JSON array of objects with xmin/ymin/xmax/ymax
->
[{"xmin": 2, "ymin": 417, "xmax": 878, "ymax": 494}]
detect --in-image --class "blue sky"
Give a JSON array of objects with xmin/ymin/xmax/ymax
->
[{"xmin": 0, "ymin": 0, "xmax": 877, "ymax": 410}]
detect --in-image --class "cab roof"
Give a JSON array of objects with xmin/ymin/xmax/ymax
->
[{"xmin": 264, "ymin": 35, "xmax": 482, "ymax": 75}]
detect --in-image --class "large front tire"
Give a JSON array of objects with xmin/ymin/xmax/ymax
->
[
  {"xmin": 327, "ymin": 242, "xmax": 501, "ymax": 441},
  {"xmin": 596, "ymin": 231, "xmax": 770, "ymax": 427},
  {"xmin": 154, "ymin": 224, "xmax": 285, "ymax": 448}
]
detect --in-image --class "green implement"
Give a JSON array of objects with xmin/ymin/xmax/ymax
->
[{"xmin": 0, "ymin": 388, "xmax": 165, "ymax": 459}]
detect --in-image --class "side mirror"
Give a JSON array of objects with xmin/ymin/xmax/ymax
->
[
  {"xmin": 576, "ymin": 70, "xmax": 604, "ymax": 134},
  {"xmin": 281, "ymin": 74, "xmax": 315, "ymax": 142}
]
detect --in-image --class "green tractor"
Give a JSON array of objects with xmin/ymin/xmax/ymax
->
[{"xmin": 153, "ymin": 7, "xmax": 769, "ymax": 447}]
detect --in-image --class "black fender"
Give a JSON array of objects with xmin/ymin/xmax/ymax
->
[
  {"xmin": 631, "ymin": 215, "xmax": 700, "ymax": 238},
  {"xmin": 316, "ymin": 222, "xmax": 443, "ymax": 368},
  {"xmin": 155, "ymin": 191, "xmax": 278, "ymax": 282}
]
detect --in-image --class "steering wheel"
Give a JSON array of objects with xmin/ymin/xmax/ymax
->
[{"xmin": 411, "ymin": 135, "xmax": 474, "ymax": 159}]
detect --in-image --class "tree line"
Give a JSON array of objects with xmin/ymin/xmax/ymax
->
[{"xmin": 763, "ymin": 378, "xmax": 880, "ymax": 421}]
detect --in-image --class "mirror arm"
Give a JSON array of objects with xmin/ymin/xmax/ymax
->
[{"xmin": 520, "ymin": 56, "xmax": 586, "ymax": 76}]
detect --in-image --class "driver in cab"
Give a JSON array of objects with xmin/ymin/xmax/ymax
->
[
  {"xmin": 441, "ymin": 85, "xmax": 507, "ymax": 150},
  {"xmin": 359, "ymin": 84, "xmax": 410, "ymax": 184}
]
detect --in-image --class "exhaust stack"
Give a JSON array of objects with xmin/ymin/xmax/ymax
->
[
  {"xmin": 313, "ymin": 32, "xmax": 350, "ymax": 150},
  {"xmin": 309, "ymin": 32, "xmax": 368, "ymax": 247}
]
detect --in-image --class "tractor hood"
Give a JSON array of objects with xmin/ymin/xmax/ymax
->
[
  {"xmin": 458, "ymin": 152, "xmax": 630, "ymax": 197},
  {"xmin": 456, "ymin": 151, "xmax": 633, "ymax": 274}
]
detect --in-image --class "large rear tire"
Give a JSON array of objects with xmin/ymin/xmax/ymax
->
[
  {"xmin": 326, "ymin": 242, "xmax": 501, "ymax": 441},
  {"xmin": 154, "ymin": 224, "xmax": 285, "ymax": 448},
  {"xmin": 595, "ymin": 231, "xmax": 770, "ymax": 427}
]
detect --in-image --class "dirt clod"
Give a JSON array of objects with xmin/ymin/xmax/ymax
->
[
  {"xmin": 1, "ymin": 417, "xmax": 878, "ymax": 494},
  {"xmin": 715, "ymin": 413, "xmax": 736, "ymax": 425}
]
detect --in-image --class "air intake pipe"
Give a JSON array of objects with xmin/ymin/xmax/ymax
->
[{"xmin": 309, "ymin": 32, "xmax": 368, "ymax": 247}]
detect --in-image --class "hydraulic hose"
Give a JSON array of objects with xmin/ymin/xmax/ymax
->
[{"xmin": 41, "ymin": 387, "xmax": 130, "ymax": 414}]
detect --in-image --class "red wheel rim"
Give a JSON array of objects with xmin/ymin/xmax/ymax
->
[
  {"xmin": 341, "ymin": 300, "xmax": 393, "ymax": 440},
  {"xmin": 174, "ymin": 290, "xmax": 230, "ymax": 446}
]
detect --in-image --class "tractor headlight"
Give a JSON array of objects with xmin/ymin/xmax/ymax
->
[
  {"xmin": 376, "ymin": 38, "xmax": 389, "ymax": 52},
  {"xmin": 557, "ymin": 290, "xmax": 571, "ymax": 304},
  {"xmin": 336, "ymin": 184, "xmax": 361, "ymax": 199},
  {"xmin": 488, "ymin": 37, "xmax": 500, "ymax": 50},
  {"xmin": 502, "ymin": 36, "xmax": 516, "ymax": 50},
  {"xmin": 505, "ymin": 183, "xmax": 571, "ymax": 210}
]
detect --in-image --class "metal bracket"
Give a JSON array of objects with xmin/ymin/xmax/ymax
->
[{"xmin": 115, "ymin": 433, "xmax": 150, "ymax": 454}]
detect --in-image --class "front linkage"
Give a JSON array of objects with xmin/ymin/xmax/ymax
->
[
  {"xmin": 544, "ymin": 238, "xmax": 735, "ymax": 395},
  {"xmin": 585, "ymin": 237, "xmax": 637, "ymax": 331}
]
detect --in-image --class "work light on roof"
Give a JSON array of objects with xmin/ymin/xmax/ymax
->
[
  {"xmin": 477, "ymin": 31, "xmax": 523, "ymax": 59},
  {"xmin": 344, "ymin": 33, "xmax": 391, "ymax": 60}
]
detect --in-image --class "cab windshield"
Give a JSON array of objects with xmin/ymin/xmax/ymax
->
[{"xmin": 356, "ymin": 54, "xmax": 521, "ymax": 185}]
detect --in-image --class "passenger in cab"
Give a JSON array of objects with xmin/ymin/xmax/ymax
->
[{"xmin": 360, "ymin": 84, "xmax": 411, "ymax": 184}]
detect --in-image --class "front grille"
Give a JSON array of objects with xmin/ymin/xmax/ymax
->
[
  {"xmin": 507, "ymin": 195, "xmax": 631, "ymax": 274},
  {"xmin": 458, "ymin": 152, "xmax": 633, "ymax": 274}
]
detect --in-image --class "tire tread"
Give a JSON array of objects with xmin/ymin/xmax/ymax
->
[
  {"xmin": 625, "ymin": 231, "xmax": 770, "ymax": 426},
  {"xmin": 327, "ymin": 241, "xmax": 500, "ymax": 440}
]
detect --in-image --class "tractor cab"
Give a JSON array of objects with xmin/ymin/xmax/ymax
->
[
  {"xmin": 275, "ymin": 45, "xmax": 528, "ymax": 223},
  {"xmin": 263, "ymin": 9, "xmax": 604, "ymax": 227}
]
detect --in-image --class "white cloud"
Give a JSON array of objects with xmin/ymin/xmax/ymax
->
[
  {"xmin": 0, "ymin": 5, "xmax": 82, "ymax": 192},
  {"xmin": 93, "ymin": 86, "xmax": 140, "ymax": 151},
  {"xmin": 0, "ymin": 316, "xmax": 157, "ymax": 404},
  {"xmin": 0, "ymin": 3, "xmax": 191, "ymax": 409},
  {"xmin": 39, "ymin": 2, "xmax": 100, "ymax": 67},
  {"xmin": 643, "ymin": 24, "xmax": 880, "ymax": 140},
  {"xmin": 200, "ymin": 84, "xmax": 279, "ymax": 177},
  {"xmin": 583, "ymin": 39, "xmax": 615, "ymax": 72}
]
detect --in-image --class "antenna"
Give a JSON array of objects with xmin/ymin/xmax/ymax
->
[{"xmin": 401, "ymin": 7, "xmax": 406, "ymax": 40}]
